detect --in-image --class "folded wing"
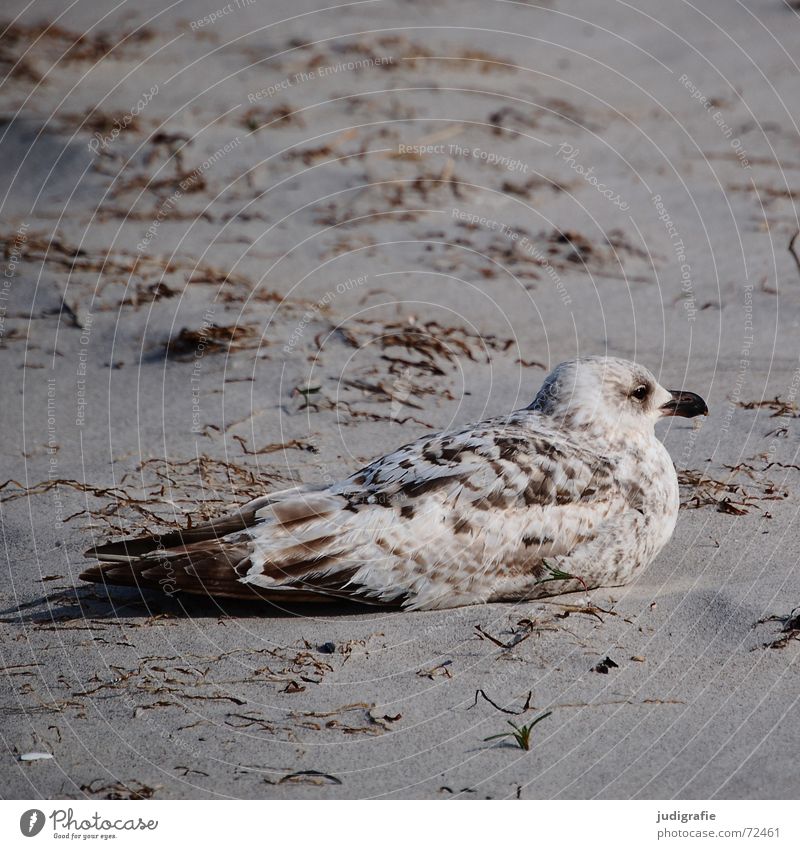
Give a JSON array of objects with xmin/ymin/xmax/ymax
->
[{"xmin": 81, "ymin": 412, "xmax": 626, "ymax": 607}]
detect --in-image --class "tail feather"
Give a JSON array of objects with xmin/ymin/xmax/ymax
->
[
  {"xmin": 83, "ymin": 485, "xmax": 327, "ymax": 562},
  {"xmin": 80, "ymin": 555, "xmax": 378, "ymax": 604},
  {"xmin": 79, "ymin": 485, "xmax": 380, "ymax": 604}
]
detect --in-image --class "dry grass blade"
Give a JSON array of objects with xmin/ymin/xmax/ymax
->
[
  {"xmin": 789, "ymin": 230, "xmax": 800, "ymax": 279},
  {"xmin": 756, "ymin": 608, "xmax": 800, "ymax": 649},
  {"xmin": 278, "ymin": 770, "xmax": 342, "ymax": 786},
  {"xmin": 231, "ymin": 435, "xmax": 317, "ymax": 455},
  {"xmin": 470, "ymin": 689, "xmax": 533, "ymax": 715}
]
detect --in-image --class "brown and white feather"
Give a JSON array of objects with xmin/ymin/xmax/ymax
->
[{"xmin": 82, "ymin": 357, "xmax": 693, "ymax": 610}]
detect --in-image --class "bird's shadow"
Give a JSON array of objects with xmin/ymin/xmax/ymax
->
[{"xmin": 1, "ymin": 583, "xmax": 390, "ymax": 625}]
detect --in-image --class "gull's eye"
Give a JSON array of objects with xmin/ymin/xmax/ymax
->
[{"xmin": 631, "ymin": 384, "xmax": 649, "ymax": 401}]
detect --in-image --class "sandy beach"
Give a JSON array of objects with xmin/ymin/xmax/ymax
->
[{"xmin": 1, "ymin": 0, "xmax": 799, "ymax": 799}]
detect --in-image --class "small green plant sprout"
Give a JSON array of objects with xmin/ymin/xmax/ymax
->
[
  {"xmin": 292, "ymin": 383, "xmax": 321, "ymax": 398},
  {"xmin": 535, "ymin": 559, "xmax": 589, "ymax": 592},
  {"xmin": 484, "ymin": 710, "xmax": 553, "ymax": 751}
]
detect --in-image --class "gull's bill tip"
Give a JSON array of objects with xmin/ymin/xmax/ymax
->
[{"xmin": 660, "ymin": 390, "xmax": 708, "ymax": 418}]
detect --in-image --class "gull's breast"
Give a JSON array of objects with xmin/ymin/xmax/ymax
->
[{"xmin": 634, "ymin": 439, "xmax": 681, "ymax": 558}]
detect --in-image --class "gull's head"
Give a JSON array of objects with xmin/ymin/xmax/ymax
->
[{"xmin": 529, "ymin": 356, "xmax": 708, "ymax": 439}]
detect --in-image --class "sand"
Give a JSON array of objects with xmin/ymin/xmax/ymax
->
[{"xmin": 1, "ymin": 0, "xmax": 799, "ymax": 799}]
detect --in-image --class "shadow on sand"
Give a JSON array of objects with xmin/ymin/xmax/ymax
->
[{"xmin": 0, "ymin": 581, "xmax": 392, "ymax": 626}]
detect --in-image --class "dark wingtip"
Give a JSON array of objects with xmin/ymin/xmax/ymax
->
[
  {"xmin": 83, "ymin": 536, "xmax": 164, "ymax": 560},
  {"xmin": 79, "ymin": 561, "xmax": 142, "ymax": 588}
]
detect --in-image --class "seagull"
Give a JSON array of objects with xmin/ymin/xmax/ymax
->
[{"xmin": 81, "ymin": 357, "xmax": 707, "ymax": 610}]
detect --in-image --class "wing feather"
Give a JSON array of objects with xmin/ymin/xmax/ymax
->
[{"xmin": 82, "ymin": 410, "xmax": 628, "ymax": 607}]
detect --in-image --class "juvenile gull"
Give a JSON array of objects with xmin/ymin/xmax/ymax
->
[{"xmin": 81, "ymin": 357, "xmax": 707, "ymax": 610}]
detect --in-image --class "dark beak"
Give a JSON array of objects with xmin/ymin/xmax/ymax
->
[{"xmin": 660, "ymin": 389, "xmax": 708, "ymax": 418}]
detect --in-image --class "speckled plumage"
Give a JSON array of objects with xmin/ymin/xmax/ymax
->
[{"xmin": 82, "ymin": 357, "xmax": 707, "ymax": 610}]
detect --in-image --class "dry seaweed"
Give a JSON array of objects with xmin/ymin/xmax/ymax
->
[
  {"xmin": 1, "ymin": 445, "xmax": 296, "ymax": 539},
  {"xmin": 291, "ymin": 35, "xmax": 513, "ymax": 75},
  {"xmin": 231, "ymin": 435, "xmax": 317, "ymax": 456},
  {"xmin": 0, "ymin": 20, "xmax": 154, "ymax": 84},
  {"xmin": 340, "ymin": 377, "xmax": 425, "ymax": 409},
  {"xmin": 335, "ymin": 317, "xmax": 514, "ymax": 369},
  {"xmin": 756, "ymin": 608, "xmax": 800, "ymax": 649},
  {"xmin": 165, "ymin": 323, "xmax": 263, "ymax": 357},
  {"xmin": 80, "ymin": 779, "xmax": 160, "ymax": 800},
  {"xmin": 313, "ymin": 165, "xmax": 469, "ymax": 226},
  {"xmin": 290, "ymin": 702, "xmax": 396, "ymax": 735},
  {"xmin": 242, "ymin": 104, "xmax": 304, "ymax": 130},
  {"xmin": 1, "ymin": 233, "xmax": 255, "ymax": 310},
  {"xmin": 678, "ymin": 466, "xmax": 787, "ymax": 514},
  {"xmin": 737, "ymin": 396, "xmax": 799, "ymax": 417}
]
